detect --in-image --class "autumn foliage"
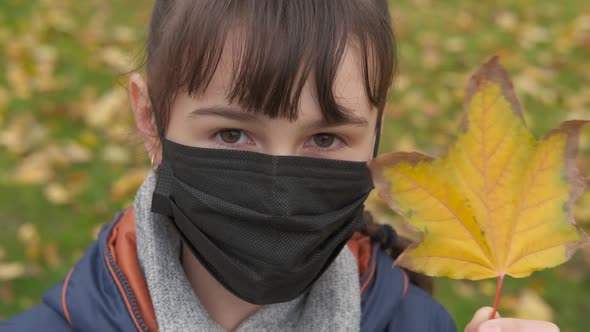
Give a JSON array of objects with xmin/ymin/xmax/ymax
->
[{"xmin": 370, "ymin": 57, "xmax": 590, "ymax": 318}]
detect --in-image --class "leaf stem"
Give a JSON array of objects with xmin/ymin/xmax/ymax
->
[{"xmin": 490, "ymin": 274, "xmax": 505, "ymax": 319}]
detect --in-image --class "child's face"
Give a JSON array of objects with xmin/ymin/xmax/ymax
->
[{"xmin": 131, "ymin": 38, "xmax": 380, "ymax": 164}]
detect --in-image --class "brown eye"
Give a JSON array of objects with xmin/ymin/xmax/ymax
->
[
  {"xmin": 218, "ymin": 129, "xmax": 243, "ymax": 144},
  {"xmin": 312, "ymin": 134, "xmax": 336, "ymax": 148}
]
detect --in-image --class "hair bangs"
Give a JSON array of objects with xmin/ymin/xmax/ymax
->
[{"xmin": 146, "ymin": 0, "xmax": 396, "ymax": 133}]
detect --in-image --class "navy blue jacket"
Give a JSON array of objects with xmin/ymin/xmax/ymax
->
[{"xmin": 1, "ymin": 208, "xmax": 457, "ymax": 331}]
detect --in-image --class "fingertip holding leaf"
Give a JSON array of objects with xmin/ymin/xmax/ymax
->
[{"xmin": 369, "ymin": 56, "xmax": 590, "ymax": 284}]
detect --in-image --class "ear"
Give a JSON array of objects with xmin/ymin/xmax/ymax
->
[{"xmin": 129, "ymin": 73, "xmax": 161, "ymax": 166}]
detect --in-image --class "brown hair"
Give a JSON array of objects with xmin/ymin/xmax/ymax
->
[
  {"xmin": 362, "ymin": 212, "xmax": 434, "ymax": 294},
  {"xmin": 144, "ymin": 0, "xmax": 396, "ymax": 134}
]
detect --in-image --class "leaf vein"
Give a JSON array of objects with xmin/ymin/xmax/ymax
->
[
  {"xmin": 507, "ymin": 242, "xmax": 570, "ymax": 268},
  {"xmin": 480, "ymin": 91, "xmax": 503, "ymax": 264},
  {"xmin": 395, "ymin": 170, "xmax": 493, "ymax": 266},
  {"xmin": 520, "ymin": 193, "xmax": 563, "ymax": 213},
  {"xmin": 411, "ymin": 254, "xmax": 495, "ymax": 271},
  {"xmin": 502, "ymin": 143, "xmax": 554, "ymax": 265}
]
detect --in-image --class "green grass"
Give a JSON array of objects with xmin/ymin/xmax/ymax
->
[{"xmin": 1, "ymin": 0, "xmax": 589, "ymax": 331}]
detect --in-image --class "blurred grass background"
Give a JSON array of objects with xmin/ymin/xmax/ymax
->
[{"xmin": 1, "ymin": 0, "xmax": 589, "ymax": 330}]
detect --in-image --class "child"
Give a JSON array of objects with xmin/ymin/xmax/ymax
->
[{"xmin": 1, "ymin": 1, "xmax": 560, "ymax": 331}]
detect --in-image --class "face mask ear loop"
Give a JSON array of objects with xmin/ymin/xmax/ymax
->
[
  {"xmin": 149, "ymin": 94, "xmax": 166, "ymax": 142},
  {"xmin": 149, "ymin": 96, "xmax": 167, "ymax": 174},
  {"xmin": 372, "ymin": 114, "xmax": 383, "ymax": 158}
]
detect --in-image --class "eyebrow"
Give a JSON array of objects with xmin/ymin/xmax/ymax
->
[
  {"xmin": 188, "ymin": 105, "xmax": 369, "ymax": 128},
  {"xmin": 188, "ymin": 106, "xmax": 258, "ymax": 122}
]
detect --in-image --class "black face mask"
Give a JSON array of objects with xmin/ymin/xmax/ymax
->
[{"xmin": 151, "ymin": 118, "xmax": 381, "ymax": 305}]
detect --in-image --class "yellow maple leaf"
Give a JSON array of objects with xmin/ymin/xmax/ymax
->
[{"xmin": 369, "ymin": 56, "xmax": 590, "ymax": 315}]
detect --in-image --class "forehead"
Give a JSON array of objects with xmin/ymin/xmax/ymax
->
[{"xmin": 192, "ymin": 30, "xmax": 375, "ymax": 121}]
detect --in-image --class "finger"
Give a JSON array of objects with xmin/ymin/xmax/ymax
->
[
  {"xmin": 477, "ymin": 318, "xmax": 559, "ymax": 332},
  {"xmin": 465, "ymin": 307, "xmax": 501, "ymax": 332}
]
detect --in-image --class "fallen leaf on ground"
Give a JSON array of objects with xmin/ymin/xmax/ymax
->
[
  {"xmin": 44, "ymin": 182, "xmax": 70, "ymax": 205},
  {"xmin": 9, "ymin": 150, "xmax": 54, "ymax": 184},
  {"xmin": 0, "ymin": 262, "xmax": 41, "ymax": 281},
  {"xmin": 514, "ymin": 289, "xmax": 554, "ymax": 321},
  {"xmin": 43, "ymin": 242, "xmax": 62, "ymax": 270},
  {"xmin": 110, "ymin": 168, "xmax": 150, "ymax": 200}
]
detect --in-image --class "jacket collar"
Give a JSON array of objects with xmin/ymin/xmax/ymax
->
[{"xmin": 56, "ymin": 207, "xmax": 398, "ymax": 331}]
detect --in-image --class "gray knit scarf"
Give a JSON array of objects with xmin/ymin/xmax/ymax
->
[{"xmin": 134, "ymin": 170, "xmax": 361, "ymax": 331}]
